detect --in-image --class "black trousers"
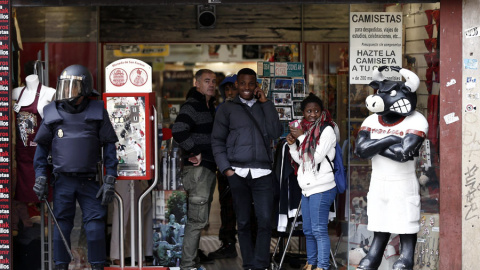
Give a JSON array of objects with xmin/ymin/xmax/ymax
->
[{"xmin": 228, "ymin": 172, "xmax": 274, "ymax": 270}]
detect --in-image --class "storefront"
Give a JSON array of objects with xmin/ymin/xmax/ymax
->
[{"xmin": 2, "ymin": 0, "xmax": 465, "ymax": 269}]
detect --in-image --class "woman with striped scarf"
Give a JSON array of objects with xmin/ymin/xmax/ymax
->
[{"xmin": 286, "ymin": 93, "xmax": 338, "ymax": 270}]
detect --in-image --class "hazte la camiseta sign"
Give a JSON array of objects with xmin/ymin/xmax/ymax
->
[{"xmin": 349, "ymin": 12, "xmax": 403, "ymax": 84}]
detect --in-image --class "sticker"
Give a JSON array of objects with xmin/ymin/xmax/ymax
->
[
  {"xmin": 467, "ymin": 92, "xmax": 480, "ymax": 100},
  {"xmin": 444, "ymin": 112, "xmax": 460, "ymax": 124},
  {"xmin": 465, "ymin": 104, "xmax": 477, "ymax": 112},
  {"xmin": 57, "ymin": 129, "xmax": 64, "ymax": 138},
  {"xmin": 466, "ymin": 77, "xmax": 476, "ymax": 90},
  {"xmin": 446, "ymin": 79, "xmax": 456, "ymax": 87},
  {"xmin": 13, "ymin": 103, "xmax": 21, "ymax": 113},
  {"xmin": 465, "ymin": 26, "xmax": 480, "ymax": 38},
  {"xmin": 464, "ymin": 59, "xmax": 478, "ymax": 70},
  {"xmin": 432, "ymin": 227, "xmax": 440, "ymax": 232}
]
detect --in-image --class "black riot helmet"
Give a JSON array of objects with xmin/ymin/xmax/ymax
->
[{"xmin": 56, "ymin": 64, "xmax": 99, "ymax": 102}]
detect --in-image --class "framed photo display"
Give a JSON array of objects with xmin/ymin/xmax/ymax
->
[
  {"xmin": 261, "ymin": 78, "xmax": 270, "ymax": 96},
  {"xmin": 257, "ymin": 78, "xmax": 271, "ymax": 97},
  {"xmin": 273, "ymin": 92, "xmax": 293, "ymax": 106},
  {"xmin": 276, "ymin": 106, "xmax": 292, "ymax": 121},
  {"xmin": 293, "ymin": 78, "xmax": 305, "ymax": 98},
  {"xmin": 274, "ymin": 78, "xmax": 293, "ymax": 91},
  {"xmin": 293, "ymin": 100, "xmax": 303, "ymax": 119}
]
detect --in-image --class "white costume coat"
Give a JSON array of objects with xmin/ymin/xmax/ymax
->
[{"xmin": 360, "ymin": 111, "xmax": 428, "ymax": 234}]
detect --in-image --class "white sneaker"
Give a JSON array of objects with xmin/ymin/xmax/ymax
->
[{"xmin": 189, "ymin": 266, "xmax": 206, "ymax": 270}]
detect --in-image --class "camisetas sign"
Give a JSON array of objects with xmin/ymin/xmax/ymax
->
[{"xmin": 349, "ymin": 12, "xmax": 403, "ymax": 84}]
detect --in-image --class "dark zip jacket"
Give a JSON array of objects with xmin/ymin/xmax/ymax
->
[{"xmin": 211, "ymin": 96, "xmax": 282, "ymax": 174}]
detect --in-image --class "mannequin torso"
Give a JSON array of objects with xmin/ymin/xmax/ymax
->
[
  {"xmin": 13, "ymin": 74, "xmax": 56, "ymax": 203},
  {"xmin": 12, "ymin": 74, "xmax": 56, "ymax": 118}
]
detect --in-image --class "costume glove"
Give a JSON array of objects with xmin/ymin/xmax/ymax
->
[
  {"xmin": 96, "ymin": 175, "xmax": 116, "ymax": 206},
  {"xmin": 33, "ymin": 176, "xmax": 48, "ymax": 201}
]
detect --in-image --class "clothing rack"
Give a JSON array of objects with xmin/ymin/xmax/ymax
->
[{"xmin": 271, "ymin": 201, "xmax": 340, "ymax": 270}]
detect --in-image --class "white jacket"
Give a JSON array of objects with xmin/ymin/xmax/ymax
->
[{"xmin": 288, "ymin": 125, "xmax": 337, "ymax": 197}]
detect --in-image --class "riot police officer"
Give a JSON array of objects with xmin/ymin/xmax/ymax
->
[{"xmin": 33, "ymin": 65, "xmax": 119, "ymax": 270}]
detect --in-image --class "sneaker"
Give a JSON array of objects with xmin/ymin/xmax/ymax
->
[
  {"xmin": 197, "ymin": 249, "xmax": 214, "ymax": 264},
  {"xmin": 189, "ymin": 266, "xmax": 207, "ymax": 270},
  {"xmin": 208, "ymin": 242, "xmax": 238, "ymax": 259}
]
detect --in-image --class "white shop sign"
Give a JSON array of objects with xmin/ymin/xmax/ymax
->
[
  {"xmin": 105, "ymin": 58, "xmax": 152, "ymax": 93},
  {"xmin": 349, "ymin": 12, "xmax": 403, "ymax": 84}
]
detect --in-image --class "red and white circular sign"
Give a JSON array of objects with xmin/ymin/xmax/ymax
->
[
  {"xmin": 130, "ymin": 68, "xmax": 148, "ymax": 87},
  {"xmin": 109, "ymin": 68, "xmax": 128, "ymax": 87},
  {"xmin": 105, "ymin": 59, "xmax": 152, "ymax": 93},
  {"xmin": 465, "ymin": 103, "xmax": 476, "ymax": 112}
]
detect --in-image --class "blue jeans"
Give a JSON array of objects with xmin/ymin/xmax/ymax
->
[
  {"xmin": 180, "ymin": 166, "xmax": 216, "ymax": 270},
  {"xmin": 53, "ymin": 174, "xmax": 107, "ymax": 265},
  {"xmin": 228, "ymin": 172, "xmax": 274, "ymax": 270},
  {"xmin": 301, "ymin": 187, "xmax": 337, "ymax": 269}
]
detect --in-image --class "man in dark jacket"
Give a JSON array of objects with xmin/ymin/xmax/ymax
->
[
  {"xmin": 211, "ymin": 68, "xmax": 282, "ymax": 270},
  {"xmin": 172, "ymin": 69, "xmax": 217, "ymax": 270}
]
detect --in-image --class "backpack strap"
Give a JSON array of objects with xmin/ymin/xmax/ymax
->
[
  {"xmin": 239, "ymin": 103, "xmax": 272, "ymax": 163},
  {"xmin": 316, "ymin": 122, "xmax": 334, "ymax": 172},
  {"xmin": 325, "ymin": 155, "xmax": 334, "ymax": 172}
]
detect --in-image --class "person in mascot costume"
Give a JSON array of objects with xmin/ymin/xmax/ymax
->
[
  {"xmin": 33, "ymin": 65, "xmax": 119, "ymax": 270},
  {"xmin": 355, "ymin": 66, "xmax": 428, "ymax": 270}
]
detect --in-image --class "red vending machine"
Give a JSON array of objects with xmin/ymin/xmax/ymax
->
[
  {"xmin": 103, "ymin": 58, "xmax": 167, "ymax": 270},
  {"xmin": 103, "ymin": 92, "xmax": 155, "ymax": 180}
]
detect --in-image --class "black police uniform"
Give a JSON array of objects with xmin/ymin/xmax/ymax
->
[{"xmin": 34, "ymin": 99, "xmax": 118, "ymax": 266}]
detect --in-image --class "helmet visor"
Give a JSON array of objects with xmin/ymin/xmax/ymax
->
[{"xmin": 56, "ymin": 79, "xmax": 82, "ymax": 100}]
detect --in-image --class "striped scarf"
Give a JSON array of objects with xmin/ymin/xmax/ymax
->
[{"xmin": 292, "ymin": 110, "xmax": 334, "ymax": 173}]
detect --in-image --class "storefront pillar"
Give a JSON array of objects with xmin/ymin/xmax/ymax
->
[
  {"xmin": 461, "ymin": 0, "xmax": 480, "ymax": 269},
  {"xmin": 0, "ymin": 1, "xmax": 11, "ymax": 270},
  {"xmin": 439, "ymin": 0, "xmax": 462, "ymax": 269}
]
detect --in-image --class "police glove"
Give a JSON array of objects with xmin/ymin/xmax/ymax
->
[
  {"xmin": 96, "ymin": 175, "xmax": 116, "ymax": 206},
  {"xmin": 33, "ymin": 176, "xmax": 48, "ymax": 201}
]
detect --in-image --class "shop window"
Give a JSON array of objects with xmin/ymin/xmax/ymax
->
[
  {"xmin": 11, "ymin": 6, "xmax": 99, "ymax": 269},
  {"xmin": 305, "ymin": 42, "xmax": 349, "ymax": 268},
  {"xmin": 102, "ymin": 43, "xmax": 300, "ymax": 124},
  {"xmin": 15, "ymin": 7, "xmax": 98, "ymax": 89},
  {"xmin": 347, "ymin": 3, "xmax": 441, "ymax": 270}
]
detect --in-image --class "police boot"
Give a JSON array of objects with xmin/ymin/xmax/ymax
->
[
  {"xmin": 54, "ymin": 264, "xmax": 69, "ymax": 270},
  {"xmin": 357, "ymin": 232, "xmax": 391, "ymax": 270},
  {"xmin": 392, "ymin": 234, "xmax": 416, "ymax": 270},
  {"xmin": 90, "ymin": 263, "xmax": 104, "ymax": 270}
]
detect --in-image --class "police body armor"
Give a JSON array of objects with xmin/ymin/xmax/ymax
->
[{"xmin": 35, "ymin": 100, "xmax": 106, "ymax": 173}]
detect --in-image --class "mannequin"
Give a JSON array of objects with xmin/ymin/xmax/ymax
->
[
  {"xmin": 355, "ymin": 66, "xmax": 428, "ymax": 270},
  {"xmin": 12, "ymin": 74, "xmax": 56, "ymax": 118},
  {"xmin": 12, "ymin": 74, "xmax": 55, "ymax": 233}
]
